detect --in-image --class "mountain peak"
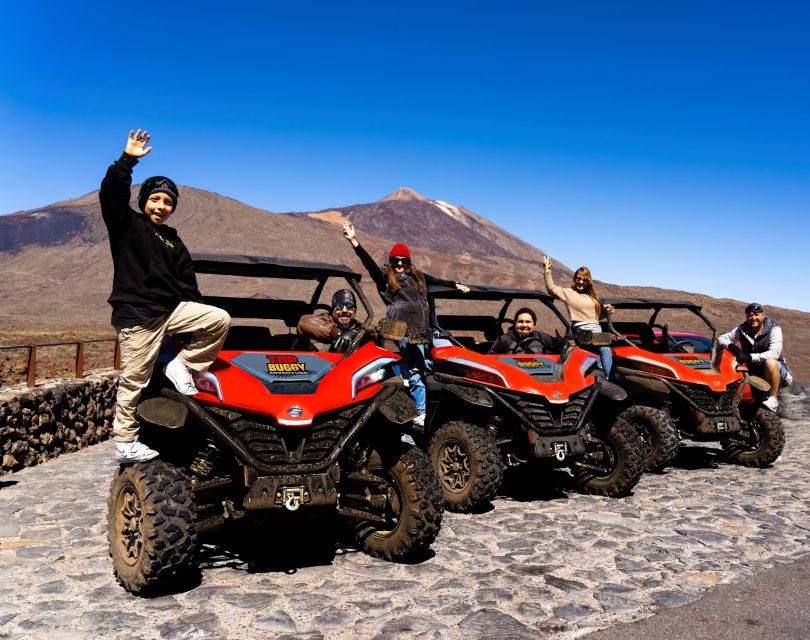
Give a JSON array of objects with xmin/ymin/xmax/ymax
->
[{"xmin": 379, "ymin": 187, "xmax": 429, "ymax": 203}]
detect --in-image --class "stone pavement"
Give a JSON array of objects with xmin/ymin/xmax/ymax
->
[{"xmin": 1, "ymin": 394, "xmax": 808, "ymax": 640}]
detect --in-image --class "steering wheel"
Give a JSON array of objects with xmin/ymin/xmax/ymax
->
[
  {"xmin": 512, "ymin": 336, "xmax": 545, "ymax": 354},
  {"xmin": 671, "ymin": 340, "xmax": 695, "ymax": 353}
]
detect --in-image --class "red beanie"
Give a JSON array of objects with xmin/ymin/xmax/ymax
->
[{"xmin": 389, "ymin": 243, "xmax": 411, "ymax": 260}]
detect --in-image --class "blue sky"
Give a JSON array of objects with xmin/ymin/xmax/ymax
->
[{"xmin": 2, "ymin": 1, "xmax": 808, "ymax": 312}]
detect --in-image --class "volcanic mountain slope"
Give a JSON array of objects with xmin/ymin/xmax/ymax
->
[{"xmin": 0, "ymin": 185, "xmax": 807, "ymax": 384}]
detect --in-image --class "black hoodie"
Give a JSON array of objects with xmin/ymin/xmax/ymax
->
[{"xmin": 99, "ymin": 153, "xmax": 202, "ymax": 327}]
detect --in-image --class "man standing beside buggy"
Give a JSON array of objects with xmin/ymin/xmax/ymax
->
[{"xmin": 718, "ymin": 302, "xmax": 793, "ymax": 412}]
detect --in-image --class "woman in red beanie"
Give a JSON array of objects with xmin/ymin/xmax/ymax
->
[{"xmin": 341, "ymin": 220, "xmax": 469, "ymax": 431}]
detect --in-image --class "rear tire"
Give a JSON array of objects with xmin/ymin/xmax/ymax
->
[
  {"xmin": 428, "ymin": 420, "xmax": 505, "ymax": 512},
  {"xmin": 620, "ymin": 405, "xmax": 679, "ymax": 472},
  {"xmin": 722, "ymin": 407, "xmax": 785, "ymax": 467},
  {"xmin": 107, "ymin": 460, "xmax": 198, "ymax": 595},
  {"xmin": 354, "ymin": 447, "xmax": 443, "ymax": 561},
  {"xmin": 572, "ymin": 418, "xmax": 644, "ymax": 497}
]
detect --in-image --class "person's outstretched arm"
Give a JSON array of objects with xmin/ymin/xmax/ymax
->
[
  {"xmin": 99, "ymin": 129, "xmax": 153, "ymax": 237},
  {"xmin": 341, "ymin": 220, "xmax": 387, "ymax": 293},
  {"xmin": 543, "ymin": 256, "xmax": 565, "ymax": 300}
]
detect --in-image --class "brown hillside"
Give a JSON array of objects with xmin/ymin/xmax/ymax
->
[{"xmin": 0, "ymin": 186, "xmax": 806, "ymax": 385}]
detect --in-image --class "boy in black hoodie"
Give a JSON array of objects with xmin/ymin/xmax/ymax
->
[{"xmin": 101, "ymin": 129, "xmax": 230, "ymax": 462}]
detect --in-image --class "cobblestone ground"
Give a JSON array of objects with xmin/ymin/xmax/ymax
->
[{"xmin": 1, "ymin": 395, "xmax": 808, "ymax": 640}]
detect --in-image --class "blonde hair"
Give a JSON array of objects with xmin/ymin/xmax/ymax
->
[{"xmin": 571, "ymin": 267, "xmax": 601, "ymax": 316}]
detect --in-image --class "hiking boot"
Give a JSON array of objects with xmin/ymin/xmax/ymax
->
[
  {"xmin": 164, "ymin": 358, "xmax": 198, "ymax": 395},
  {"xmin": 763, "ymin": 396, "xmax": 779, "ymax": 412},
  {"xmin": 115, "ymin": 441, "xmax": 159, "ymax": 463}
]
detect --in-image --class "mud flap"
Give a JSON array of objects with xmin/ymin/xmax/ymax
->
[
  {"xmin": 137, "ymin": 396, "xmax": 188, "ymax": 428},
  {"xmin": 379, "ymin": 390, "xmax": 419, "ymax": 424}
]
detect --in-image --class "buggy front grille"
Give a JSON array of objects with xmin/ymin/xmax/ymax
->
[
  {"xmin": 673, "ymin": 379, "xmax": 742, "ymax": 414},
  {"xmin": 500, "ymin": 388, "xmax": 591, "ymax": 435}
]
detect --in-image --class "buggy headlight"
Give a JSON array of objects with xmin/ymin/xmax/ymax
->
[
  {"xmin": 444, "ymin": 357, "xmax": 509, "ymax": 388},
  {"xmin": 352, "ymin": 357, "xmax": 397, "ymax": 398}
]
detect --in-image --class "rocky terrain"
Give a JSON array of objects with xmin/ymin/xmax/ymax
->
[{"xmin": 0, "ymin": 185, "xmax": 807, "ymax": 385}]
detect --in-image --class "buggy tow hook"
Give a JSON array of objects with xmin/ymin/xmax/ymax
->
[
  {"xmin": 553, "ymin": 443, "xmax": 567, "ymax": 462},
  {"xmin": 285, "ymin": 494, "xmax": 301, "ymax": 511}
]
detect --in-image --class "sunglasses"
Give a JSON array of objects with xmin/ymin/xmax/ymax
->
[
  {"xmin": 574, "ymin": 276, "xmax": 588, "ymax": 283},
  {"xmin": 391, "ymin": 257, "xmax": 410, "ymax": 266},
  {"xmin": 334, "ymin": 303, "xmax": 355, "ymax": 311},
  {"xmin": 745, "ymin": 306, "xmax": 763, "ymax": 315}
]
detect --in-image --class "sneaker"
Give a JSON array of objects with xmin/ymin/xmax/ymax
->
[
  {"xmin": 413, "ymin": 414, "xmax": 426, "ymax": 428},
  {"xmin": 164, "ymin": 358, "xmax": 198, "ymax": 395},
  {"xmin": 401, "ymin": 433, "xmax": 416, "ymax": 446},
  {"xmin": 762, "ymin": 396, "xmax": 779, "ymax": 412},
  {"xmin": 115, "ymin": 441, "xmax": 159, "ymax": 463}
]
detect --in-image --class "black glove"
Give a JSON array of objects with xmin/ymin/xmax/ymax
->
[
  {"xmin": 736, "ymin": 353, "xmax": 752, "ymax": 364},
  {"xmin": 726, "ymin": 343, "xmax": 742, "ymax": 357},
  {"xmin": 331, "ymin": 329, "xmax": 357, "ymax": 353}
]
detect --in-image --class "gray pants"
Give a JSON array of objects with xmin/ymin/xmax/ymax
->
[{"xmin": 113, "ymin": 301, "xmax": 231, "ymax": 442}]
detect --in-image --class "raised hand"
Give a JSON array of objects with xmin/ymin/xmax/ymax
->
[
  {"xmin": 124, "ymin": 129, "xmax": 152, "ymax": 158},
  {"xmin": 543, "ymin": 256, "xmax": 551, "ymax": 272},
  {"xmin": 341, "ymin": 219, "xmax": 358, "ymax": 245}
]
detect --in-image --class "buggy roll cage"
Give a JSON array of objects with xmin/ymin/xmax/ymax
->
[
  {"xmin": 427, "ymin": 283, "xmax": 571, "ymax": 345},
  {"xmin": 600, "ymin": 296, "xmax": 718, "ymax": 348},
  {"xmin": 192, "ymin": 253, "xmax": 376, "ymax": 346}
]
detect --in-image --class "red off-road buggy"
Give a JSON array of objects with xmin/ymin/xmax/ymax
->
[
  {"xmin": 601, "ymin": 297, "xmax": 785, "ymax": 472},
  {"xmin": 422, "ymin": 284, "xmax": 644, "ymax": 512},
  {"xmin": 107, "ymin": 254, "xmax": 443, "ymax": 595}
]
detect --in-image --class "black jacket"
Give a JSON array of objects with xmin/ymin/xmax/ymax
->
[
  {"xmin": 99, "ymin": 153, "xmax": 202, "ymax": 327},
  {"xmin": 352, "ymin": 242, "xmax": 456, "ymax": 335},
  {"xmin": 488, "ymin": 328, "xmax": 560, "ymax": 355}
]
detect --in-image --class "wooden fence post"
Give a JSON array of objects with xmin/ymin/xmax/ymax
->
[
  {"xmin": 27, "ymin": 345, "xmax": 36, "ymax": 388},
  {"xmin": 75, "ymin": 342, "xmax": 85, "ymax": 379}
]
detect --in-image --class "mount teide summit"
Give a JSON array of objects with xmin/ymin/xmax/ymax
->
[{"xmin": 0, "ymin": 185, "xmax": 807, "ymax": 383}]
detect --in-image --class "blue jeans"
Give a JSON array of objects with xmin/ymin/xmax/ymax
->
[
  {"xmin": 599, "ymin": 346, "xmax": 613, "ymax": 379},
  {"xmin": 397, "ymin": 337, "xmax": 430, "ymax": 415}
]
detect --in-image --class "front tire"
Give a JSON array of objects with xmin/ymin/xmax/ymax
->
[
  {"xmin": 620, "ymin": 405, "xmax": 679, "ymax": 472},
  {"xmin": 354, "ymin": 447, "xmax": 443, "ymax": 562},
  {"xmin": 107, "ymin": 460, "xmax": 198, "ymax": 595},
  {"xmin": 572, "ymin": 418, "xmax": 644, "ymax": 497},
  {"xmin": 428, "ymin": 420, "xmax": 505, "ymax": 512},
  {"xmin": 722, "ymin": 407, "xmax": 785, "ymax": 467}
]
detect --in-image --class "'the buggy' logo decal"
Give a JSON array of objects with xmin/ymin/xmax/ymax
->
[
  {"xmin": 498, "ymin": 356, "xmax": 555, "ymax": 375},
  {"xmin": 666, "ymin": 355, "xmax": 712, "ymax": 370},
  {"xmin": 231, "ymin": 352, "xmax": 334, "ymax": 386},
  {"xmin": 266, "ymin": 355, "xmax": 307, "ymax": 374}
]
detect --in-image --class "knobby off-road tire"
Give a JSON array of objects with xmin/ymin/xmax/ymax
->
[
  {"xmin": 572, "ymin": 417, "xmax": 644, "ymax": 497},
  {"xmin": 722, "ymin": 406, "xmax": 785, "ymax": 467},
  {"xmin": 355, "ymin": 446, "xmax": 443, "ymax": 562},
  {"xmin": 107, "ymin": 460, "xmax": 198, "ymax": 595},
  {"xmin": 428, "ymin": 420, "xmax": 505, "ymax": 512},
  {"xmin": 620, "ymin": 405, "xmax": 679, "ymax": 473}
]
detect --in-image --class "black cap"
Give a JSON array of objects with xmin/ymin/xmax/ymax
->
[
  {"xmin": 138, "ymin": 176, "xmax": 179, "ymax": 212},
  {"xmin": 332, "ymin": 289, "xmax": 356, "ymax": 309}
]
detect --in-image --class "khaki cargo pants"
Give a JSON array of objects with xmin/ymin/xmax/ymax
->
[{"xmin": 113, "ymin": 301, "xmax": 231, "ymax": 443}]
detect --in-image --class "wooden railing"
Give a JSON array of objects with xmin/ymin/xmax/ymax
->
[{"xmin": 0, "ymin": 339, "xmax": 119, "ymax": 388}]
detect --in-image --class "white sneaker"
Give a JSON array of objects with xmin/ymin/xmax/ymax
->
[
  {"xmin": 763, "ymin": 396, "xmax": 779, "ymax": 412},
  {"xmin": 115, "ymin": 441, "xmax": 159, "ymax": 463},
  {"xmin": 164, "ymin": 358, "xmax": 198, "ymax": 395},
  {"xmin": 413, "ymin": 414, "xmax": 426, "ymax": 428},
  {"xmin": 401, "ymin": 433, "xmax": 416, "ymax": 446}
]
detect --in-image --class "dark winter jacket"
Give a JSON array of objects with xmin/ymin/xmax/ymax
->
[
  {"xmin": 352, "ymin": 242, "xmax": 456, "ymax": 340},
  {"xmin": 99, "ymin": 153, "xmax": 202, "ymax": 327},
  {"xmin": 488, "ymin": 328, "xmax": 561, "ymax": 355}
]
